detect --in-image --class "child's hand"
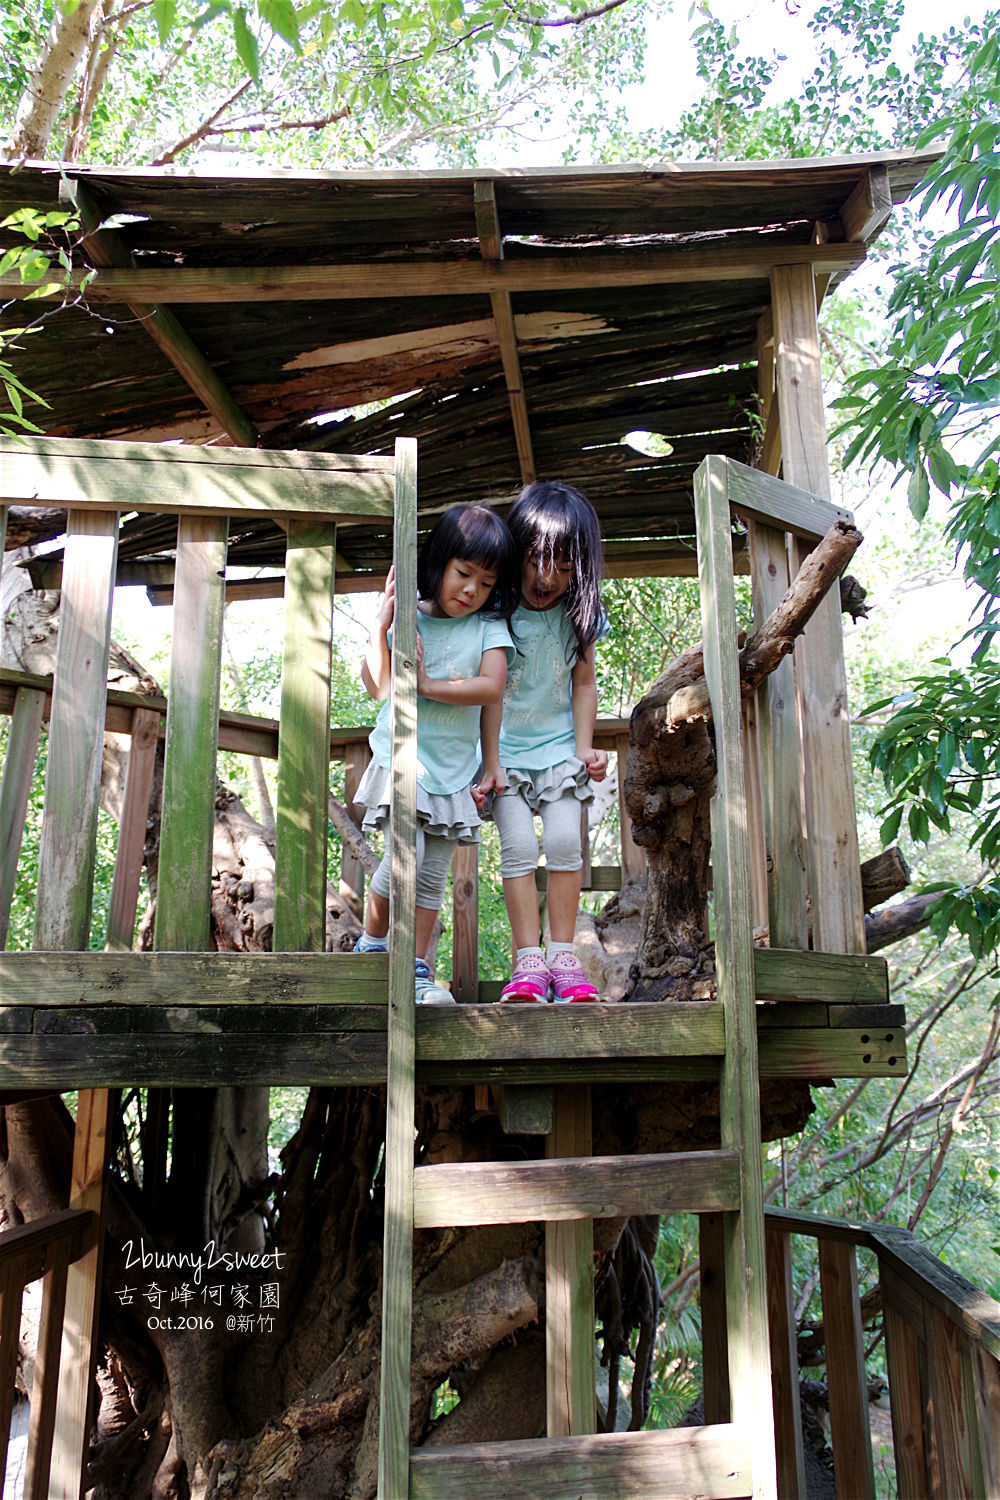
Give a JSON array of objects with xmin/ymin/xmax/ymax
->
[
  {"xmin": 375, "ymin": 566, "xmax": 395, "ymax": 631},
  {"xmin": 580, "ymin": 748, "xmax": 609, "ymax": 783},
  {"xmin": 415, "ymin": 634, "xmax": 432, "ymax": 697},
  {"xmin": 474, "ymin": 766, "xmax": 506, "ymax": 809}
]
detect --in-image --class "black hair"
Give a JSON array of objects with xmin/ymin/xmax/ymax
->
[
  {"xmin": 507, "ymin": 480, "xmax": 604, "ymax": 662},
  {"xmin": 417, "ymin": 503, "xmax": 520, "ymax": 625}
]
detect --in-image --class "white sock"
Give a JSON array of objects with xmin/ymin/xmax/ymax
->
[
  {"xmin": 547, "ymin": 941, "xmax": 575, "ymax": 963},
  {"xmin": 516, "ymin": 946, "xmax": 545, "ymax": 963},
  {"xmin": 357, "ymin": 930, "xmax": 388, "ymax": 952}
]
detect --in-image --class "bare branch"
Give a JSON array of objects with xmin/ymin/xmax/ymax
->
[
  {"xmin": 503, "ymin": 0, "xmax": 634, "ymax": 26},
  {"xmin": 152, "ymin": 79, "xmax": 253, "ymax": 167}
]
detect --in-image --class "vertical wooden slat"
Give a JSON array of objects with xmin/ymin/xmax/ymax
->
[
  {"xmin": 615, "ymin": 732, "xmax": 645, "ymax": 884},
  {"xmin": 0, "ymin": 685, "xmax": 46, "ymax": 949},
  {"xmin": 770, "ymin": 262, "xmax": 865, "ymax": 955},
  {"xmin": 881, "ymin": 1275, "xmax": 929, "ymax": 1500},
  {"xmin": 971, "ymin": 1345, "xmax": 1000, "ymax": 1499},
  {"xmin": 341, "ymin": 738, "xmax": 372, "ymax": 912},
  {"xmin": 105, "ymin": 704, "xmax": 160, "ymax": 952},
  {"xmin": 24, "ymin": 1236, "xmax": 71, "ymax": 1500},
  {"xmin": 699, "ymin": 1211, "xmax": 731, "ymax": 1425},
  {"xmin": 154, "ymin": 515, "xmax": 228, "ymax": 950},
  {"xmin": 274, "ymin": 518, "xmax": 337, "ymax": 954},
  {"xmin": 818, "ymin": 1237, "xmax": 875, "ymax": 1499},
  {"xmin": 925, "ymin": 1304, "xmax": 978, "ymax": 1499},
  {"xmin": 579, "ymin": 803, "xmax": 592, "ymax": 889},
  {"xmin": 695, "ymin": 454, "xmax": 776, "ymax": 1498},
  {"xmin": 766, "ymin": 1222, "xmax": 805, "ymax": 1498},
  {"xmin": 741, "ymin": 698, "xmax": 769, "ymax": 933},
  {"xmin": 0, "ymin": 1259, "xmax": 25, "ymax": 1484},
  {"xmin": 546, "ymin": 1084, "xmax": 594, "ymax": 1438},
  {"xmin": 451, "ymin": 843, "xmax": 478, "ymax": 1003},
  {"xmin": 31, "ymin": 511, "xmax": 118, "ymax": 1500},
  {"xmin": 378, "ymin": 436, "xmax": 419, "ymax": 1500}
]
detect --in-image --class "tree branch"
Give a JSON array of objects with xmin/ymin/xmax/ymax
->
[
  {"xmin": 503, "ymin": 0, "xmax": 634, "ymax": 26},
  {"xmin": 152, "ymin": 79, "xmax": 253, "ymax": 167}
]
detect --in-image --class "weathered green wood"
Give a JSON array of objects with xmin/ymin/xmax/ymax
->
[
  {"xmin": 726, "ymin": 458, "xmax": 851, "ymax": 540},
  {"xmin": 154, "ymin": 516, "xmax": 228, "ymax": 952},
  {"xmin": 827, "ymin": 1003, "xmax": 904, "ymax": 1029},
  {"xmin": 0, "ymin": 1032, "xmax": 387, "ymax": 1087},
  {"xmin": 696, "ymin": 453, "xmax": 776, "ymax": 1499},
  {"xmin": 536, "ymin": 865, "xmax": 621, "ymax": 893},
  {"xmin": 819, "ymin": 1238, "xmax": 876, "ymax": 1500},
  {"xmin": 274, "ymin": 519, "xmax": 337, "ymax": 953},
  {"xmin": 379, "ymin": 436, "xmax": 419, "ymax": 1500},
  {"xmin": 496, "ymin": 1084, "xmax": 555, "ymax": 1135},
  {"xmin": 105, "ymin": 705, "xmax": 160, "ymax": 952},
  {"xmin": 412, "ymin": 1149, "xmax": 740, "ymax": 1228},
  {"xmin": 748, "ymin": 519, "xmax": 808, "ymax": 949},
  {"xmin": 1, "ymin": 435, "xmax": 394, "ymax": 519},
  {"xmin": 546, "ymin": 1085, "xmax": 595, "ymax": 1438},
  {"xmin": 754, "ymin": 948, "xmax": 888, "ymax": 1003},
  {"xmin": 408, "ymin": 1422, "xmax": 753, "ymax": 1499},
  {"xmin": 758, "ymin": 1028, "xmax": 905, "ymax": 1075},
  {"xmin": 34, "ymin": 512, "xmax": 119, "ymax": 950},
  {"xmin": 0, "ymin": 1003, "xmax": 385, "ymax": 1034},
  {"xmin": 0, "ymin": 950, "xmax": 389, "ymax": 1005},
  {"xmin": 416, "ymin": 1000, "xmax": 725, "ymax": 1060},
  {"xmin": 0, "ymin": 685, "xmax": 45, "ymax": 949}
]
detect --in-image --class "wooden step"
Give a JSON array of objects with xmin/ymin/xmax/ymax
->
[
  {"xmin": 412, "ymin": 1148, "xmax": 740, "ymax": 1228},
  {"xmin": 408, "ymin": 1422, "xmax": 752, "ymax": 1499}
]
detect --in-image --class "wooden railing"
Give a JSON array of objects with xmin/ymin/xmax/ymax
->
[
  {"xmin": 764, "ymin": 1205, "xmax": 1000, "ymax": 1500},
  {"xmin": 0, "ymin": 1207, "xmax": 97, "ymax": 1497}
]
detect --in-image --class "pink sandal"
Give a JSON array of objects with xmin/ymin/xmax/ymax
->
[
  {"xmin": 500, "ymin": 952, "xmax": 551, "ymax": 1002},
  {"xmin": 548, "ymin": 951, "xmax": 598, "ymax": 1002}
]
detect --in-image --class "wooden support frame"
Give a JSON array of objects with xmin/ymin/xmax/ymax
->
[
  {"xmin": 818, "ymin": 1238, "xmax": 876, "ymax": 1499},
  {"xmin": 766, "ymin": 1220, "xmax": 806, "ymax": 1498},
  {"xmin": 545, "ymin": 1085, "xmax": 595, "ymax": 1438},
  {"xmin": 474, "ymin": 180, "xmax": 536, "ymax": 483},
  {"xmin": 0, "ymin": 684, "xmax": 46, "ymax": 949}
]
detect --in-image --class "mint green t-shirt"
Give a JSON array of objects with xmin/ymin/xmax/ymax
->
[
  {"xmin": 498, "ymin": 603, "xmax": 579, "ymax": 773},
  {"xmin": 369, "ymin": 610, "xmax": 514, "ymax": 796}
]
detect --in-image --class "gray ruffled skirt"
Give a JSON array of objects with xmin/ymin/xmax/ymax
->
[
  {"xmin": 354, "ymin": 757, "xmax": 482, "ymax": 844},
  {"xmin": 501, "ymin": 756, "xmax": 594, "ymax": 811}
]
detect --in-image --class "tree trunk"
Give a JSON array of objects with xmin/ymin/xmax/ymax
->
[{"xmin": 5, "ymin": 0, "xmax": 102, "ymax": 160}]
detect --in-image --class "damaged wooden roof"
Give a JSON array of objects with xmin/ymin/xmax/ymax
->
[{"xmin": 0, "ymin": 153, "xmax": 934, "ymax": 577}]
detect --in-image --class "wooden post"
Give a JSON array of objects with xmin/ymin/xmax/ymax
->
[
  {"xmin": 695, "ymin": 455, "xmax": 776, "ymax": 1498},
  {"xmin": 341, "ymin": 738, "xmax": 371, "ymax": 913},
  {"xmin": 0, "ymin": 1258, "xmax": 25, "ymax": 1484},
  {"xmin": 880, "ymin": 1267, "xmax": 929, "ymax": 1500},
  {"xmin": 770, "ymin": 262, "xmax": 865, "ymax": 955},
  {"xmin": 378, "ymin": 437, "xmax": 419, "ymax": 1500},
  {"xmin": 766, "ymin": 1221, "xmax": 806, "ymax": 1498},
  {"xmin": 451, "ymin": 842, "xmax": 478, "ymax": 1003},
  {"xmin": 274, "ymin": 518, "xmax": 337, "ymax": 953},
  {"xmin": 546, "ymin": 1083, "xmax": 595, "ymax": 1437},
  {"xmin": 971, "ymin": 1345, "xmax": 1000, "ymax": 1499},
  {"xmin": 818, "ymin": 1237, "xmax": 876, "ymax": 1499},
  {"xmin": 699, "ymin": 1212, "xmax": 730, "ymax": 1425},
  {"xmin": 0, "ymin": 685, "xmax": 45, "ymax": 949},
  {"xmin": 925, "ymin": 1304, "xmax": 979, "ymax": 1498},
  {"xmin": 742, "ymin": 697, "xmax": 769, "ymax": 934},
  {"xmin": 615, "ymin": 731, "xmax": 646, "ymax": 884},
  {"xmin": 32, "ymin": 510, "xmax": 118, "ymax": 1500},
  {"xmin": 105, "ymin": 704, "xmax": 160, "ymax": 952},
  {"xmin": 24, "ymin": 1218, "xmax": 72, "ymax": 1498}
]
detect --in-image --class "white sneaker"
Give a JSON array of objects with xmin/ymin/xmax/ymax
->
[{"xmin": 415, "ymin": 959, "xmax": 454, "ymax": 1004}]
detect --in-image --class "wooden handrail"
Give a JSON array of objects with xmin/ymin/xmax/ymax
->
[{"xmin": 0, "ymin": 1209, "xmax": 97, "ymax": 1284}]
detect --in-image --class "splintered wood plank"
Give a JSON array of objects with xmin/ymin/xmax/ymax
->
[
  {"xmin": 50, "ymin": 1088, "xmax": 112, "ymax": 1500},
  {"xmin": 154, "ymin": 516, "xmax": 228, "ymax": 951},
  {"xmin": 695, "ymin": 454, "xmax": 776, "ymax": 1498},
  {"xmin": 770, "ymin": 262, "xmax": 865, "ymax": 956},
  {"xmin": 766, "ymin": 1222, "xmax": 806, "ymax": 1499},
  {"xmin": 747, "ymin": 520, "xmax": 808, "ymax": 949},
  {"xmin": 24, "ymin": 1235, "xmax": 71, "ymax": 1500},
  {"xmin": 105, "ymin": 706, "xmax": 160, "ymax": 952},
  {"xmin": 0, "ymin": 684, "xmax": 45, "ymax": 949},
  {"xmin": 699, "ymin": 1213, "xmax": 731, "ymax": 1425},
  {"xmin": 415, "ymin": 1000, "xmax": 725, "ymax": 1060},
  {"xmin": 341, "ymin": 738, "xmax": 371, "ymax": 910},
  {"xmin": 451, "ymin": 844, "xmax": 479, "ymax": 1003},
  {"xmin": 882, "ymin": 1279, "xmax": 929, "ymax": 1500},
  {"xmin": 754, "ymin": 949, "xmax": 888, "ymax": 1004},
  {"xmin": 408, "ymin": 1422, "xmax": 754, "ymax": 1499},
  {"xmin": 412, "ymin": 1149, "xmax": 740, "ymax": 1228},
  {"xmin": 0, "ymin": 950, "xmax": 389, "ymax": 1005},
  {"xmin": 546, "ymin": 1085, "xmax": 594, "ymax": 1438},
  {"xmin": 274, "ymin": 518, "xmax": 337, "ymax": 953},
  {"xmin": 0, "ymin": 436, "xmax": 395, "ymax": 520},
  {"xmin": 818, "ymin": 1238, "xmax": 876, "ymax": 1500},
  {"xmin": 378, "ymin": 437, "xmax": 419, "ymax": 1500},
  {"xmin": 34, "ymin": 512, "xmax": 119, "ymax": 950}
]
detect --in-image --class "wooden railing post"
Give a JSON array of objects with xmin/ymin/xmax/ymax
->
[
  {"xmin": 766, "ymin": 1221, "xmax": 805, "ymax": 1498},
  {"xmin": 699, "ymin": 1212, "xmax": 730, "ymax": 1424},
  {"xmin": 818, "ymin": 1237, "xmax": 875, "ymax": 1499}
]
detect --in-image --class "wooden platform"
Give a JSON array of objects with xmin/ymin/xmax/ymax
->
[{"xmin": 0, "ymin": 949, "xmax": 906, "ymax": 1088}]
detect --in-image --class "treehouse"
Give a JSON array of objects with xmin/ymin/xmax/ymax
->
[{"xmin": 0, "ymin": 154, "xmax": 998, "ymax": 1500}]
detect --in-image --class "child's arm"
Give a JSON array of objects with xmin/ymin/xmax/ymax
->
[
  {"xmin": 361, "ymin": 565, "xmax": 394, "ymax": 701},
  {"xmin": 476, "ymin": 698, "xmax": 506, "ymax": 801},
  {"xmin": 417, "ymin": 645, "xmax": 507, "ymax": 706},
  {"xmin": 571, "ymin": 645, "xmax": 609, "ymax": 782}
]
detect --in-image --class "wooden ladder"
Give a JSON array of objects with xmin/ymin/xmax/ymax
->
[{"xmin": 376, "ymin": 455, "xmax": 779, "ymax": 1500}]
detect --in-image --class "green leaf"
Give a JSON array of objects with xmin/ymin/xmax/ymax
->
[
  {"xmin": 258, "ymin": 0, "xmax": 300, "ymax": 48},
  {"xmin": 879, "ymin": 806, "xmax": 903, "ymax": 848},
  {"xmin": 907, "ymin": 462, "xmax": 930, "ymax": 522},
  {"xmin": 153, "ymin": 0, "xmax": 177, "ymax": 43},
  {"xmin": 232, "ymin": 8, "xmax": 260, "ymax": 79}
]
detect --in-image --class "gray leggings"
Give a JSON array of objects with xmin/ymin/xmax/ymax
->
[
  {"xmin": 370, "ymin": 823, "xmax": 458, "ymax": 910},
  {"xmin": 493, "ymin": 786, "xmax": 583, "ymax": 879}
]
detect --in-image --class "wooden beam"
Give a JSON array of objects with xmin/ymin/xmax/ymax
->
[
  {"xmin": 754, "ymin": 948, "xmax": 888, "ymax": 1004},
  {"xmin": 474, "ymin": 180, "xmax": 535, "ymax": 483},
  {"xmin": 0, "ymin": 685, "xmax": 45, "ymax": 948},
  {"xmin": 415, "ymin": 999, "xmax": 725, "ymax": 1060},
  {"xmin": 60, "ymin": 178, "xmax": 258, "ymax": 448},
  {"xmin": 0, "ymin": 241, "xmax": 867, "ymax": 303},
  {"xmin": 409, "ymin": 1422, "xmax": 753, "ymax": 1499},
  {"xmin": 412, "ymin": 1149, "xmax": 740, "ymax": 1228},
  {"xmin": 839, "ymin": 164, "xmax": 893, "ymax": 243},
  {"xmin": 546, "ymin": 1085, "xmax": 595, "ymax": 1438}
]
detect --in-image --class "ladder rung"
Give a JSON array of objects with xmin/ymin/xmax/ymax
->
[
  {"xmin": 412, "ymin": 1149, "xmax": 740, "ymax": 1228},
  {"xmin": 409, "ymin": 1422, "xmax": 752, "ymax": 1498}
]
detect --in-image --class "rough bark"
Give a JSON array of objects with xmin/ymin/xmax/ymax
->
[
  {"xmin": 5, "ymin": 0, "xmax": 103, "ymax": 160},
  {"xmin": 860, "ymin": 845, "xmax": 910, "ymax": 913},
  {"xmin": 865, "ymin": 890, "xmax": 941, "ymax": 952}
]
